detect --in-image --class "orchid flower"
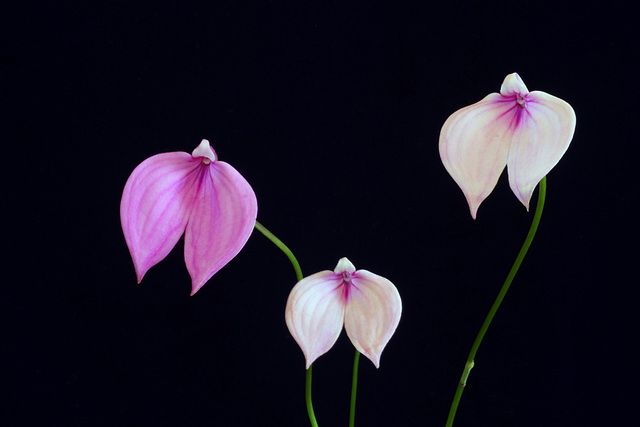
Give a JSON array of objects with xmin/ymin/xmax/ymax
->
[
  {"xmin": 439, "ymin": 73, "xmax": 576, "ymax": 218},
  {"xmin": 285, "ymin": 258, "xmax": 402, "ymax": 369},
  {"xmin": 120, "ymin": 139, "xmax": 258, "ymax": 295}
]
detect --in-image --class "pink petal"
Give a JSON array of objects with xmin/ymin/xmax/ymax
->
[
  {"xmin": 185, "ymin": 160, "xmax": 258, "ymax": 295},
  {"xmin": 344, "ymin": 269, "xmax": 402, "ymax": 368},
  {"xmin": 120, "ymin": 152, "xmax": 201, "ymax": 282},
  {"xmin": 439, "ymin": 93, "xmax": 516, "ymax": 218},
  {"xmin": 507, "ymin": 90, "xmax": 576, "ymax": 209},
  {"xmin": 285, "ymin": 271, "xmax": 347, "ymax": 369}
]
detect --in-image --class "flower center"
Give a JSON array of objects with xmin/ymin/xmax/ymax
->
[
  {"xmin": 341, "ymin": 270, "xmax": 352, "ymax": 284},
  {"xmin": 516, "ymin": 92, "xmax": 527, "ymax": 107}
]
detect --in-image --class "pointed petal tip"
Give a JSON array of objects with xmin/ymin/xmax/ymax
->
[
  {"xmin": 368, "ymin": 354, "xmax": 381, "ymax": 369},
  {"xmin": 356, "ymin": 346, "xmax": 383, "ymax": 369},
  {"xmin": 190, "ymin": 280, "xmax": 205, "ymax": 296},
  {"xmin": 304, "ymin": 358, "xmax": 314, "ymax": 370},
  {"xmin": 469, "ymin": 203, "xmax": 479, "ymax": 220},
  {"xmin": 133, "ymin": 262, "xmax": 148, "ymax": 284},
  {"xmin": 302, "ymin": 348, "xmax": 323, "ymax": 369},
  {"xmin": 464, "ymin": 192, "xmax": 484, "ymax": 220},
  {"xmin": 512, "ymin": 182, "xmax": 534, "ymax": 211},
  {"xmin": 298, "ymin": 344, "xmax": 326, "ymax": 370},
  {"xmin": 518, "ymin": 192, "xmax": 533, "ymax": 212}
]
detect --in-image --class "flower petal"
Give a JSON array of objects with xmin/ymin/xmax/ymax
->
[
  {"xmin": 439, "ymin": 93, "xmax": 516, "ymax": 218},
  {"xmin": 507, "ymin": 90, "xmax": 576, "ymax": 209},
  {"xmin": 120, "ymin": 152, "xmax": 200, "ymax": 282},
  {"xmin": 344, "ymin": 269, "xmax": 402, "ymax": 368},
  {"xmin": 185, "ymin": 160, "xmax": 258, "ymax": 295},
  {"xmin": 285, "ymin": 271, "xmax": 346, "ymax": 369}
]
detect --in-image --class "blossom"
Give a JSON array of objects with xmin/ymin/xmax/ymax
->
[
  {"xmin": 120, "ymin": 139, "xmax": 258, "ymax": 295},
  {"xmin": 439, "ymin": 73, "xmax": 576, "ymax": 218},
  {"xmin": 285, "ymin": 258, "xmax": 402, "ymax": 369}
]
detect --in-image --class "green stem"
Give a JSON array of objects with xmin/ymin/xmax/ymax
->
[
  {"xmin": 445, "ymin": 176, "xmax": 547, "ymax": 427},
  {"xmin": 305, "ymin": 366, "xmax": 319, "ymax": 427},
  {"xmin": 349, "ymin": 350, "xmax": 361, "ymax": 427},
  {"xmin": 254, "ymin": 221, "xmax": 302, "ymax": 282},
  {"xmin": 254, "ymin": 221, "xmax": 317, "ymax": 427}
]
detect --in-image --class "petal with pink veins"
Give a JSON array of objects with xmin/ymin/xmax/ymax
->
[
  {"xmin": 285, "ymin": 271, "xmax": 347, "ymax": 369},
  {"xmin": 507, "ymin": 91, "xmax": 576, "ymax": 209},
  {"xmin": 344, "ymin": 269, "xmax": 402, "ymax": 368},
  {"xmin": 439, "ymin": 93, "xmax": 514, "ymax": 218},
  {"xmin": 120, "ymin": 152, "xmax": 201, "ymax": 283},
  {"xmin": 185, "ymin": 160, "xmax": 258, "ymax": 295}
]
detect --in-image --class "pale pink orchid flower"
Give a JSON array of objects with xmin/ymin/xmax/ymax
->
[
  {"xmin": 439, "ymin": 73, "xmax": 576, "ymax": 218},
  {"xmin": 285, "ymin": 258, "xmax": 402, "ymax": 369},
  {"xmin": 120, "ymin": 139, "xmax": 258, "ymax": 295}
]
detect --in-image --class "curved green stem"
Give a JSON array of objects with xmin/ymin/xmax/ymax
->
[
  {"xmin": 254, "ymin": 221, "xmax": 302, "ymax": 281},
  {"xmin": 445, "ymin": 176, "xmax": 547, "ymax": 427},
  {"xmin": 254, "ymin": 221, "xmax": 317, "ymax": 427},
  {"xmin": 349, "ymin": 350, "xmax": 361, "ymax": 427}
]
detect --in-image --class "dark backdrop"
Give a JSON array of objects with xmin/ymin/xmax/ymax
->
[{"xmin": 3, "ymin": 1, "xmax": 636, "ymax": 426}]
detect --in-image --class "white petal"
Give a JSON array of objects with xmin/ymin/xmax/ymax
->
[
  {"xmin": 344, "ymin": 270, "xmax": 402, "ymax": 368},
  {"xmin": 439, "ymin": 93, "xmax": 516, "ymax": 218},
  {"xmin": 507, "ymin": 90, "xmax": 576, "ymax": 209},
  {"xmin": 285, "ymin": 272, "xmax": 346, "ymax": 369}
]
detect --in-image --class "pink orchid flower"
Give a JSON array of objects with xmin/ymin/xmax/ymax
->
[
  {"xmin": 285, "ymin": 258, "xmax": 402, "ymax": 369},
  {"xmin": 120, "ymin": 139, "xmax": 258, "ymax": 295},
  {"xmin": 439, "ymin": 73, "xmax": 576, "ymax": 218}
]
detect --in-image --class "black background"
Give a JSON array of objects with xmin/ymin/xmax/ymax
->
[{"xmin": 3, "ymin": 1, "xmax": 636, "ymax": 426}]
